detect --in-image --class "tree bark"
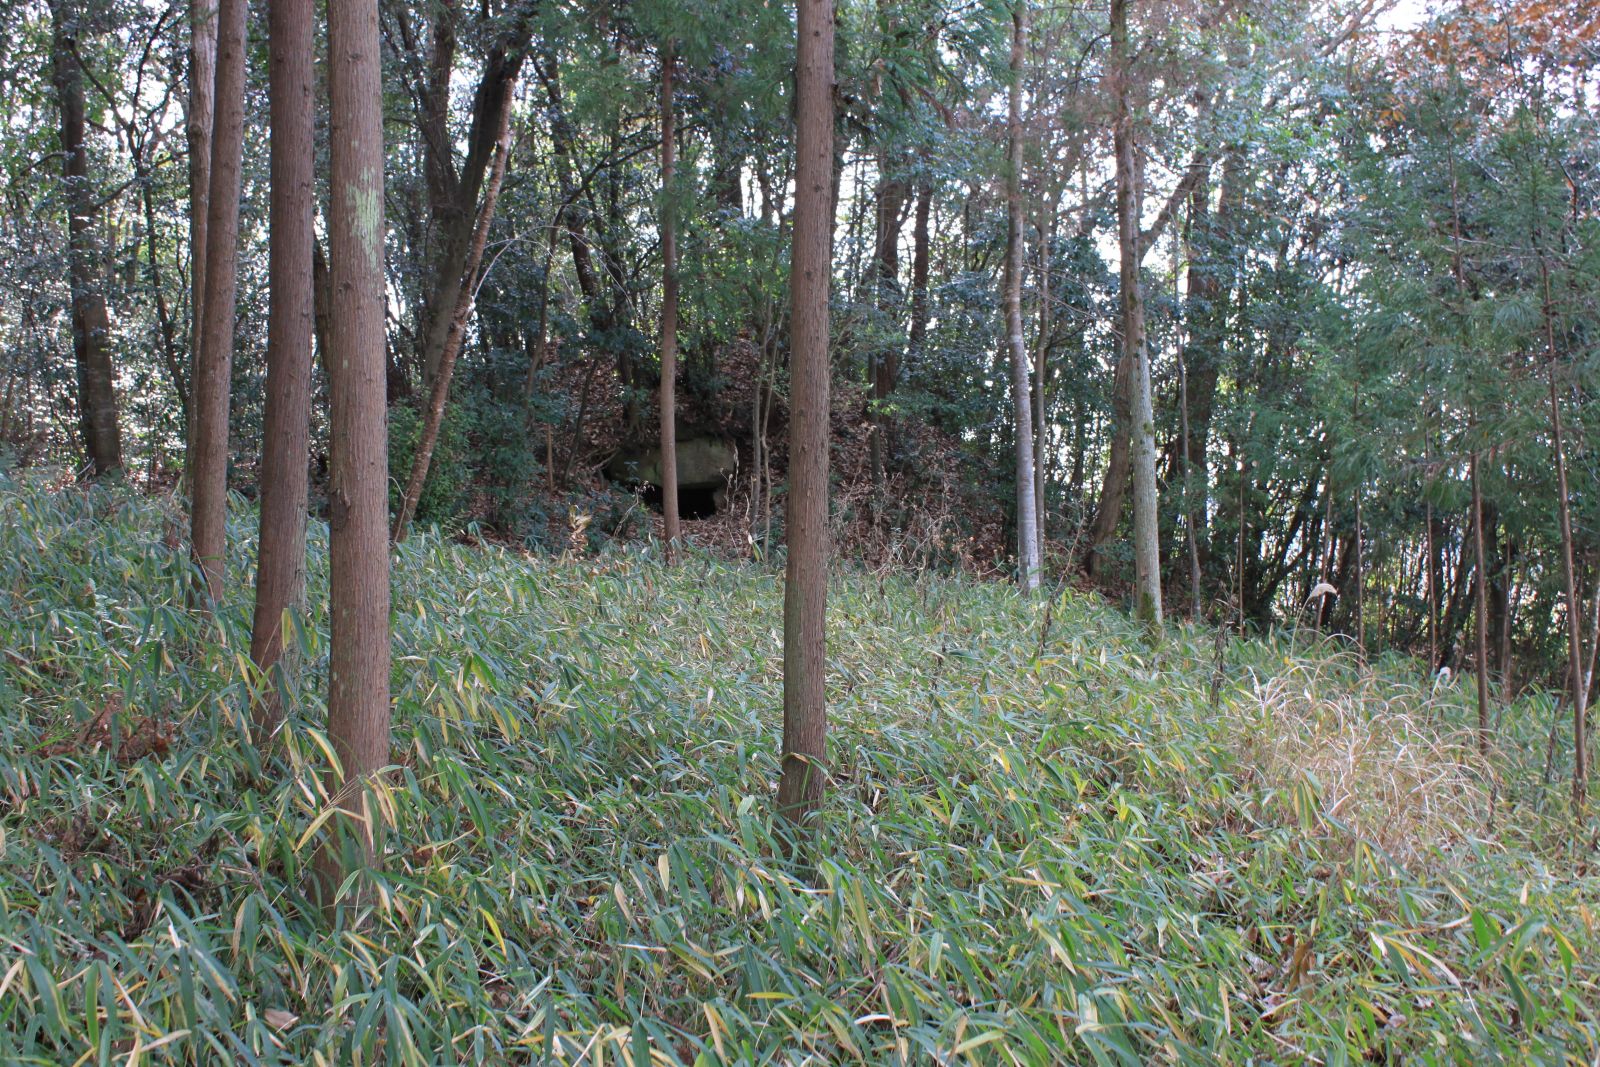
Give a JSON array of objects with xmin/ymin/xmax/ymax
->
[
  {"xmin": 658, "ymin": 45, "xmax": 681, "ymax": 557},
  {"xmin": 1112, "ymin": 0, "xmax": 1160, "ymax": 627},
  {"xmin": 188, "ymin": 0, "xmax": 247, "ymax": 604},
  {"xmin": 316, "ymin": 0, "xmax": 391, "ymax": 907},
  {"xmin": 391, "ymin": 80, "xmax": 515, "ymax": 543},
  {"xmin": 1005, "ymin": 3, "xmax": 1040, "ymax": 593},
  {"xmin": 1086, "ymin": 352, "xmax": 1132, "ymax": 576},
  {"xmin": 908, "ymin": 180, "xmax": 931, "ymax": 362},
  {"xmin": 1470, "ymin": 447, "xmax": 1490, "ymax": 756},
  {"xmin": 417, "ymin": 28, "xmax": 529, "ymax": 389},
  {"xmin": 187, "ymin": 0, "xmax": 217, "ymax": 452},
  {"xmin": 49, "ymin": 0, "xmax": 123, "ymax": 479},
  {"xmin": 775, "ymin": 0, "xmax": 834, "ymax": 841},
  {"xmin": 249, "ymin": 0, "xmax": 316, "ymax": 738},
  {"xmin": 1033, "ymin": 212, "xmax": 1052, "ymax": 562}
]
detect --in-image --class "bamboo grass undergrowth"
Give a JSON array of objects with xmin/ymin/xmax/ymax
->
[{"xmin": 1, "ymin": 471, "xmax": 1596, "ymax": 1064}]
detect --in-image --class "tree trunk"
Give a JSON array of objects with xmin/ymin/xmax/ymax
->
[
  {"xmin": 1033, "ymin": 212, "xmax": 1052, "ymax": 563},
  {"xmin": 49, "ymin": 0, "xmax": 123, "ymax": 479},
  {"xmin": 908, "ymin": 181, "xmax": 931, "ymax": 361},
  {"xmin": 868, "ymin": 161, "xmax": 905, "ymax": 495},
  {"xmin": 391, "ymin": 80, "xmax": 515, "ymax": 543},
  {"xmin": 775, "ymin": 0, "xmax": 834, "ymax": 841},
  {"xmin": 1112, "ymin": 0, "xmax": 1160, "ymax": 627},
  {"xmin": 417, "ymin": 33, "xmax": 528, "ymax": 390},
  {"xmin": 248, "ymin": 0, "xmax": 316, "ymax": 738},
  {"xmin": 187, "ymin": 0, "xmax": 217, "ymax": 452},
  {"xmin": 1005, "ymin": 3, "xmax": 1040, "ymax": 593},
  {"xmin": 316, "ymin": 0, "xmax": 391, "ymax": 908},
  {"xmin": 1177, "ymin": 148, "xmax": 1239, "ymax": 585},
  {"xmin": 1543, "ymin": 258, "xmax": 1588, "ymax": 806},
  {"xmin": 658, "ymin": 45, "xmax": 681, "ymax": 557},
  {"xmin": 188, "ymin": 0, "xmax": 247, "ymax": 604},
  {"xmin": 1085, "ymin": 353, "xmax": 1131, "ymax": 576},
  {"xmin": 1470, "ymin": 448, "xmax": 1490, "ymax": 756}
]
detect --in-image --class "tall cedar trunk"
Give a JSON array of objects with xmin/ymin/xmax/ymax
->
[
  {"xmin": 1470, "ymin": 448, "xmax": 1491, "ymax": 756},
  {"xmin": 248, "ymin": 0, "xmax": 316, "ymax": 737},
  {"xmin": 49, "ymin": 0, "xmax": 123, "ymax": 479},
  {"xmin": 775, "ymin": 0, "xmax": 834, "ymax": 838},
  {"xmin": 392, "ymin": 81, "xmax": 514, "ymax": 542},
  {"xmin": 659, "ymin": 46, "xmax": 681, "ymax": 556},
  {"xmin": 316, "ymin": 0, "xmax": 391, "ymax": 905},
  {"xmin": 1004, "ymin": 3, "xmax": 1040, "ymax": 592},
  {"xmin": 1543, "ymin": 259, "xmax": 1588, "ymax": 805},
  {"xmin": 1112, "ymin": 0, "xmax": 1161, "ymax": 626},
  {"xmin": 188, "ymin": 0, "xmax": 246, "ymax": 604},
  {"xmin": 187, "ymin": 0, "xmax": 217, "ymax": 449}
]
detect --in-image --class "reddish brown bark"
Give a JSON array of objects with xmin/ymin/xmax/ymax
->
[
  {"xmin": 187, "ymin": 0, "xmax": 217, "ymax": 447},
  {"xmin": 248, "ymin": 0, "xmax": 316, "ymax": 737},
  {"xmin": 776, "ymin": 0, "xmax": 835, "ymax": 839},
  {"xmin": 317, "ymin": 0, "xmax": 391, "ymax": 906}
]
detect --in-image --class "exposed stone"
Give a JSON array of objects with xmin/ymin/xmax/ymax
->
[{"xmin": 605, "ymin": 436, "xmax": 737, "ymax": 491}]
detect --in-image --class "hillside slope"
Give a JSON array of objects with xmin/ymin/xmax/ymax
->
[{"xmin": 1, "ymin": 473, "xmax": 1596, "ymax": 1064}]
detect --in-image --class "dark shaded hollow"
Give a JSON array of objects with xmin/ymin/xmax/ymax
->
[{"xmin": 639, "ymin": 483, "xmax": 720, "ymax": 519}]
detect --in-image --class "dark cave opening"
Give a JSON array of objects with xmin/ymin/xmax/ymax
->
[{"xmin": 638, "ymin": 482, "xmax": 721, "ymax": 520}]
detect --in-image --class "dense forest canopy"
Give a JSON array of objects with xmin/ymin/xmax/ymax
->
[{"xmin": 5, "ymin": 0, "xmax": 1595, "ymax": 678}]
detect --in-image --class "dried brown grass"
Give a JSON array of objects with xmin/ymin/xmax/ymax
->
[{"xmin": 1229, "ymin": 663, "xmax": 1493, "ymax": 869}]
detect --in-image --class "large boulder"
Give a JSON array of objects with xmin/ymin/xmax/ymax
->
[{"xmin": 605, "ymin": 436, "xmax": 737, "ymax": 490}]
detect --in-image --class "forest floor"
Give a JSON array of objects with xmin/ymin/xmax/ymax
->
[{"xmin": 1, "ymin": 469, "xmax": 1597, "ymax": 1065}]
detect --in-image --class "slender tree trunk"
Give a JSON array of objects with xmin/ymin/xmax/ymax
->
[
  {"xmin": 1470, "ymin": 447, "xmax": 1490, "ymax": 756},
  {"xmin": 316, "ymin": 0, "xmax": 391, "ymax": 907},
  {"xmin": 140, "ymin": 168, "xmax": 189, "ymax": 417},
  {"xmin": 1005, "ymin": 3, "xmax": 1040, "ymax": 592},
  {"xmin": 1543, "ymin": 259, "xmax": 1588, "ymax": 806},
  {"xmin": 249, "ymin": 0, "xmax": 316, "ymax": 738},
  {"xmin": 868, "ymin": 159, "xmax": 905, "ymax": 498},
  {"xmin": 658, "ymin": 45, "xmax": 681, "ymax": 557},
  {"xmin": 391, "ymin": 80, "xmax": 514, "ymax": 543},
  {"xmin": 908, "ymin": 181, "xmax": 931, "ymax": 361},
  {"xmin": 775, "ymin": 0, "xmax": 834, "ymax": 840},
  {"xmin": 49, "ymin": 0, "xmax": 123, "ymax": 479},
  {"xmin": 187, "ymin": 0, "xmax": 217, "ymax": 451},
  {"xmin": 1354, "ymin": 479, "xmax": 1365, "ymax": 657},
  {"xmin": 1426, "ymin": 496, "xmax": 1438, "ymax": 669},
  {"xmin": 1178, "ymin": 335, "xmax": 1201, "ymax": 615},
  {"xmin": 1086, "ymin": 353, "xmax": 1131, "ymax": 576},
  {"xmin": 1111, "ymin": 0, "xmax": 1160, "ymax": 627},
  {"xmin": 188, "ymin": 0, "xmax": 246, "ymax": 603},
  {"xmin": 1033, "ymin": 212, "xmax": 1052, "ymax": 563},
  {"xmin": 417, "ymin": 37, "xmax": 528, "ymax": 389}
]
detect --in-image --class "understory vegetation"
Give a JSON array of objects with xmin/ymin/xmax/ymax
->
[{"xmin": 3, "ymin": 472, "xmax": 1596, "ymax": 1064}]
